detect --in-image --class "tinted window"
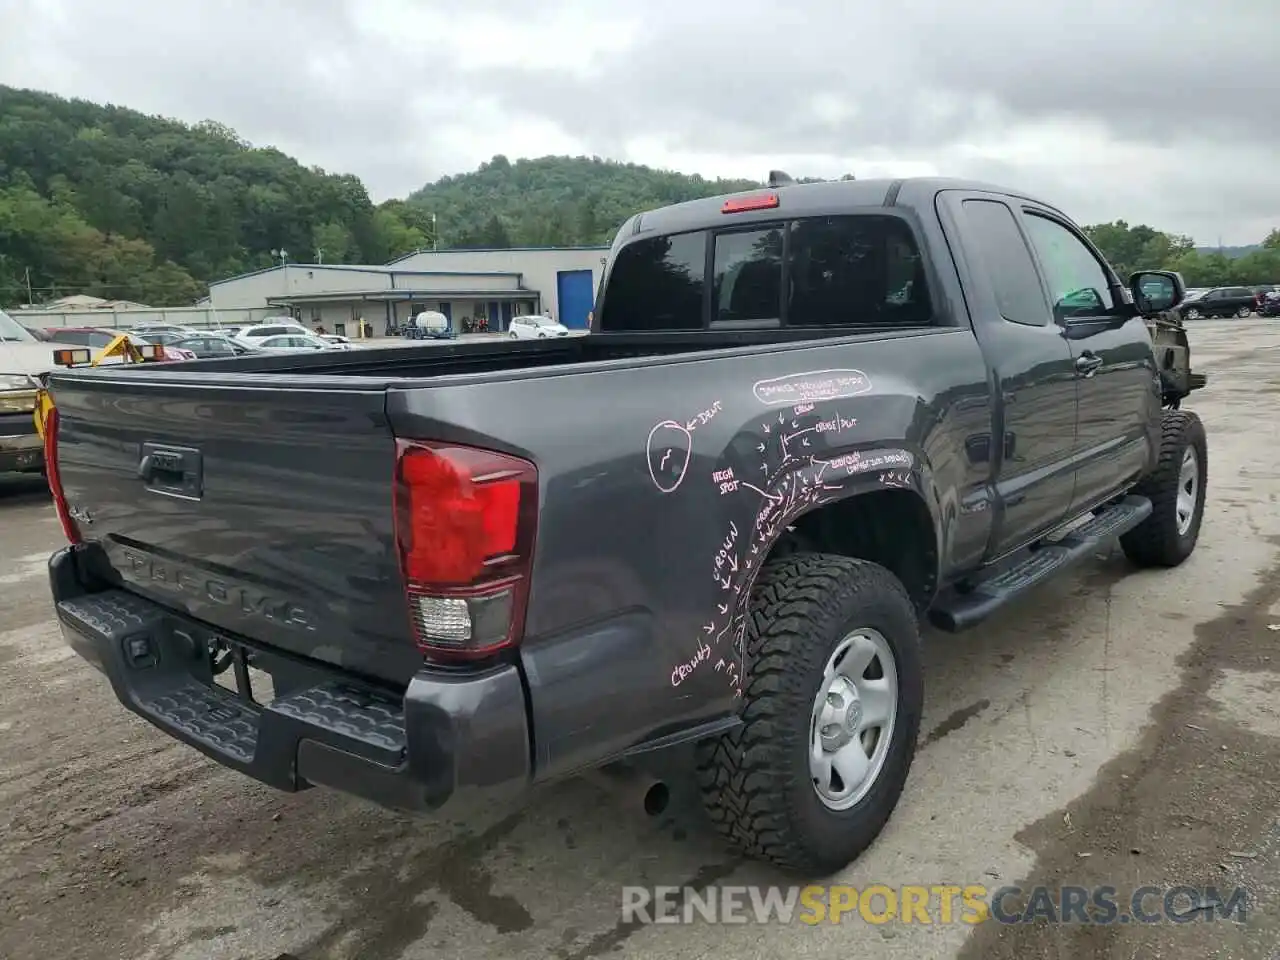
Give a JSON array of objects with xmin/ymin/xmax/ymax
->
[
  {"xmin": 256, "ymin": 326, "xmax": 289, "ymax": 336},
  {"xmin": 961, "ymin": 200, "xmax": 1049, "ymax": 326},
  {"xmin": 787, "ymin": 215, "xmax": 932, "ymax": 328},
  {"xmin": 598, "ymin": 231, "xmax": 707, "ymax": 331},
  {"xmin": 1021, "ymin": 213, "xmax": 1114, "ymax": 320},
  {"xmin": 713, "ymin": 227, "xmax": 783, "ymax": 324}
]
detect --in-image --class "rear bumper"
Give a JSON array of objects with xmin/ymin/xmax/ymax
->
[
  {"xmin": 49, "ymin": 546, "xmax": 531, "ymax": 813},
  {"xmin": 0, "ymin": 412, "xmax": 42, "ymax": 472}
]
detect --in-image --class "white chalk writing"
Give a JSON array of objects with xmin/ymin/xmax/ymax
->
[
  {"xmin": 646, "ymin": 420, "xmax": 693, "ymax": 494},
  {"xmin": 752, "ymin": 369, "xmax": 872, "ymax": 406},
  {"xmin": 671, "ymin": 641, "xmax": 712, "ymax": 687},
  {"xmin": 713, "ymin": 466, "xmax": 739, "ymax": 495},
  {"xmin": 686, "ymin": 401, "xmax": 723, "ymax": 431}
]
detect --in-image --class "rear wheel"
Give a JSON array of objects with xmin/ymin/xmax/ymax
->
[
  {"xmin": 696, "ymin": 554, "xmax": 923, "ymax": 875},
  {"xmin": 1237, "ymin": 305, "xmax": 1252, "ymax": 318},
  {"xmin": 1120, "ymin": 410, "xmax": 1207, "ymax": 567}
]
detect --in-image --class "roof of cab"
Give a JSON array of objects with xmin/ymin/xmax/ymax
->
[{"xmin": 627, "ymin": 176, "xmax": 1064, "ymax": 239}]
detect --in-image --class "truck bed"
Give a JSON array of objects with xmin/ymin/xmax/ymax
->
[{"xmin": 104, "ymin": 328, "xmax": 905, "ymax": 382}]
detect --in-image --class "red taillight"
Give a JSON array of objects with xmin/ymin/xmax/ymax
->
[
  {"xmin": 722, "ymin": 192, "xmax": 780, "ymax": 214},
  {"xmin": 43, "ymin": 407, "xmax": 82, "ymax": 545},
  {"xmin": 393, "ymin": 440, "xmax": 537, "ymax": 662}
]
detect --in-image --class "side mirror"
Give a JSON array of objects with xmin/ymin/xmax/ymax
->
[{"xmin": 1129, "ymin": 270, "xmax": 1185, "ymax": 314}]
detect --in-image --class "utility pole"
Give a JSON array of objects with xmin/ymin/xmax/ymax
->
[
  {"xmin": 315, "ymin": 248, "xmax": 323, "ymax": 264},
  {"xmin": 431, "ymin": 213, "xmax": 438, "ymax": 251},
  {"xmin": 24, "ymin": 267, "xmax": 32, "ymax": 305}
]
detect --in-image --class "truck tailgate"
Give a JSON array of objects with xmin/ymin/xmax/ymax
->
[{"xmin": 50, "ymin": 374, "xmax": 423, "ymax": 687}]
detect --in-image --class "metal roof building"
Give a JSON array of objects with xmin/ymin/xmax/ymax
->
[{"xmin": 203, "ymin": 246, "xmax": 609, "ymax": 336}]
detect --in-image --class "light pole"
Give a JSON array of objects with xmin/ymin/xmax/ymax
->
[{"xmin": 271, "ymin": 248, "xmax": 289, "ymax": 267}]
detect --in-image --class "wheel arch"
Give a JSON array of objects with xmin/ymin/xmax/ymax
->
[{"xmin": 765, "ymin": 484, "xmax": 941, "ymax": 612}]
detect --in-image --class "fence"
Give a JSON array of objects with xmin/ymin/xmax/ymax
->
[{"xmin": 11, "ymin": 306, "xmax": 283, "ymax": 331}]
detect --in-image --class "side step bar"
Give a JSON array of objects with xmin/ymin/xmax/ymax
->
[{"xmin": 929, "ymin": 495, "xmax": 1152, "ymax": 633}]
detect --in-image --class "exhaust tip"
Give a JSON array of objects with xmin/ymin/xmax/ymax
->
[{"xmin": 644, "ymin": 781, "xmax": 670, "ymax": 817}]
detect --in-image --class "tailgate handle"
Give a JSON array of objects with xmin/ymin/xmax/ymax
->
[{"xmin": 138, "ymin": 443, "xmax": 203, "ymax": 499}]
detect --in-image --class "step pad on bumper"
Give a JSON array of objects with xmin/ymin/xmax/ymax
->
[{"xmin": 55, "ymin": 589, "xmax": 408, "ymax": 775}]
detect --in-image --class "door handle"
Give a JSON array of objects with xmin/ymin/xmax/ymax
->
[{"xmin": 1075, "ymin": 353, "xmax": 1103, "ymax": 376}]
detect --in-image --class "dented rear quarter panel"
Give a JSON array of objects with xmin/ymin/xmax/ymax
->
[{"xmin": 386, "ymin": 328, "xmax": 993, "ymax": 779}]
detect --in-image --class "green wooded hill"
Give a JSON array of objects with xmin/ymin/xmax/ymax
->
[
  {"xmin": 403, "ymin": 154, "xmax": 761, "ymax": 249},
  {"xmin": 0, "ymin": 83, "xmax": 1276, "ymax": 307}
]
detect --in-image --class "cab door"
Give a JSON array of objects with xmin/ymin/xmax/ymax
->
[
  {"xmin": 1017, "ymin": 206, "xmax": 1158, "ymax": 516},
  {"xmin": 937, "ymin": 190, "xmax": 1079, "ymax": 559}
]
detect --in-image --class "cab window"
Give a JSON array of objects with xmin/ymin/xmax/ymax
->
[{"xmin": 1021, "ymin": 213, "xmax": 1115, "ymax": 321}]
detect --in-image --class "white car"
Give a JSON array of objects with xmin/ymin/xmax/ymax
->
[
  {"xmin": 234, "ymin": 321, "xmax": 314, "ymax": 346},
  {"xmin": 509, "ymin": 315, "xmax": 569, "ymax": 339},
  {"xmin": 254, "ymin": 333, "xmax": 345, "ymax": 352},
  {"xmin": 130, "ymin": 323, "xmax": 195, "ymax": 337},
  {"xmin": 318, "ymin": 334, "xmax": 352, "ymax": 347}
]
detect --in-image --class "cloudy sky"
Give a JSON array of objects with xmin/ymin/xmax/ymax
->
[{"xmin": 0, "ymin": 0, "xmax": 1273, "ymax": 244}]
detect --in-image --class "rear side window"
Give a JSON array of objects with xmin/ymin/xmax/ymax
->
[
  {"xmin": 598, "ymin": 231, "xmax": 707, "ymax": 331},
  {"xmin": 961, "ymin": 200, "xmax": 1050, "ymax": 326},
  {"xmin": 713, "ymin": 227, "xmax": 783, "ymax": 324},
  {"xmin": 787, "ymin": 215, "xmax": 932, "ymax": 328}
]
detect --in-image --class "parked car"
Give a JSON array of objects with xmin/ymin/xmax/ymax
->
[
  {"xmin": 253, "ymin": 333, "xmax": 343, "ymax": 352},
  {"xmin": 0, "ymin": 311, "xmax": 81, "ymax": 473},
  {"xmin": 130, "ymin": 323, "xmax": 196, "ymax": 338},
  {"xmin": 509, "ymin": 315, "xmax": 570, "ymax": 339},
  {"xmin": 1251, "ymin": 285, "xmax": 1278, "ymax": 312},
  {"xmin": 1259, "ymin": 290, "xmax": 1280, "ymax": 317},
  {"xmin": 38, "ymin": 327, "xmax": 194, "ymax": 361},
  {"xmin": 234, "ymin": 322, "xmax": 315, "ymax": 346},
  {"xmin": 1178, "ymin": 286, "xmax": 1255, "ymax": 319},
  {"xmin": 40, "ymin": 176, "xmax": 1208, "ymax": 877},
  {"xmin": 164, "ymin": 334, "xmax": 261, "ymax": 359}
]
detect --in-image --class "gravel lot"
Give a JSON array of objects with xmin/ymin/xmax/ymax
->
[{"xmin": 3, "ymin": 318, "xmax": 1280, "ymax": 960}]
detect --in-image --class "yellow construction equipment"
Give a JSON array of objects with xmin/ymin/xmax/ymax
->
[{"xmin": 33, "ymin": 335, "xmax": 164, "ymax": 440}]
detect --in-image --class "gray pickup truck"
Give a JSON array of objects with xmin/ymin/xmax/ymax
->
[{"xmin": 44, "ymin": 176, "xmax": 1206, "ymax": 876}]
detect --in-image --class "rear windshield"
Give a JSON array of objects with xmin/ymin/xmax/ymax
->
[{"xmin": 597, "ymin": 214, "xmax": 932, "ymax": 332}]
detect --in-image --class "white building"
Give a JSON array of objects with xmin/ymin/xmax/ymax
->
[{"xmin": 203, "ymin": 246, "xmax": 609, "ymax": 336}]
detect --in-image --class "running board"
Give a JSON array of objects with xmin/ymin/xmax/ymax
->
[{"xmin": 929, "ymin": 495, "xmax": 1152, "ymax": 633}]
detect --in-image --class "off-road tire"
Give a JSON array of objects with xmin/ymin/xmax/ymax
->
[
  {"xmin": 695, "ymin": 553, "xmax": 923, "ymax": 876},
  {"xmin": 1120, "ymin": 410, "xmax": 1207, "ymax": 567}
]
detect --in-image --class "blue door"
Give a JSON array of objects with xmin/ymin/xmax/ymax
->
[
  {"xmin": 500, "ymin": 302, "xmax": 514, "ymax": 329},
  {"xmin": 556, "ymin": 270, "xmax": 594, "ymax": 329}
]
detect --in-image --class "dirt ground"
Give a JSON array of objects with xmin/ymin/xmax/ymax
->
[{"xmin": 3, "ymin": 318, "xmax": 1280, "ymax": 960}]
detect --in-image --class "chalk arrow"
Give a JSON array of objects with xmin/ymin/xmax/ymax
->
[
  {"xmin": 802, "ymin": 438, "xmax": 810, "ymax": 447},
  {"xmin": 718, "ymin": 603, "xmax": 729, "ymax": 615},
  {"xmin": 703, "ymin": 622, "xmax": 715, "ymax": 634},
  {"xmin": 791, "ymin": 420, "xmax": 798, "ymax": 429},
  {"xmin": 751, "ymin": 545, "xmax": 759, "ymax": 555},
  {"xmin": 715, "ymin": 659, "xmax": 725, "ymax": 671},
  {"xmin": 778, "ymin": 411, "xmax": 785, "ymax": 423},
  {"xmin": 686, "ymin": 419, "xmax": 698, "ymax": 431},
  {"xmin": 718, "ymin": 575, "xmax": 731, "ymax": 589},
  {"xmin": 763, "ymin": 424, "xmax": 770, "ymax": 434},
  {"xmin": 756, "ymin": 443, "xmax": 766, "ymax": 453},
  {"xmin": 728, "ymin": 554, "xmax": 739, "ymax": 572}
]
